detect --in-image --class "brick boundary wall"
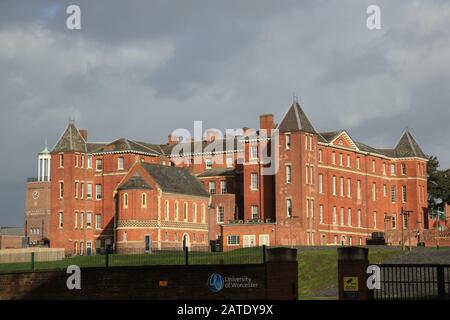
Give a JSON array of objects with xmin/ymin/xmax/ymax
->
[{"xmin": 0, "ymin": 248, "xmax": 298, "ymax": 300}]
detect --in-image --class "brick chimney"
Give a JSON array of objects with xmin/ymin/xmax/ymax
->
[
  {"xmin": 168, "ymin": 134, "xmax": 180, "ymax": 145},
  {"xmin": 259, "ymin": 114, "xmax": 274, "ymax": 131},
  {"xmin": 79, "ymin": 129, "xmax": 88, "ymax": 142}
]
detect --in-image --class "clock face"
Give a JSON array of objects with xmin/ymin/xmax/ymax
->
[{"xmin": 32, "ymin": 191, "xmax": 40, "ymax": 200}]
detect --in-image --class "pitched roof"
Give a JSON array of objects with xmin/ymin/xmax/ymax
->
[
  {"xmin": 95, "ymin": 138, "xmax": 165, "ymax": 155},
  {"xmin": 196, "ymin": 168, "xmax": 237, "ymax": 178},
  {"xmin": 52, "ymin": 123, "xmax": 87, "ymax": 153},
  {"xmin": 276, "ymin": 102, "xmax": 316, "ymax": 133},
  {"xmin": 118, "ymin": 173, "xmax": 152, "ymax": 190},
  {"xmin": 162, "ymin": 137, "xmax": 242, "ymax": 157},
  {"xmin": 141, "ymin": 163, "xmax": 209, "ymax": 197},
  {"xmin": 394, "ymin": 129, "xmax": 427, "ymax": 159}
]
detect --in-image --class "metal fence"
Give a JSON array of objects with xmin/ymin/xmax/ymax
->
[
  {"xmin": 0, "ymin": 245, "xmax": 266, "ymax": 273},
  {"xmin": 373, "ymin": 264, "xmax": 450, "ymax": 300}
]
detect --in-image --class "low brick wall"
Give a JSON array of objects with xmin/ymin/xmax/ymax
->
[
  {"xmin": 0, "ymin": 248, "xmax": 298, "ymax": 300},
  {"xmin": 0, "ymin": 248, "xmax": 65, "ymax": 264}
]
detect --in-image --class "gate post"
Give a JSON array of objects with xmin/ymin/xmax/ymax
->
[{"xmin": 338, "ymin": 246, "xmax": 370, "ymax": 300}]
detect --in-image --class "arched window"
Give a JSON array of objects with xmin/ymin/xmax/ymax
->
[
  {"xmin": 123, "ymin": 193, "xmax": 129, "ymax": 209},
  {"xmin": 174, "ymin": 201, "xmax": 179, "ymax": 220},
  {"xmin": 165, "ymin": 200, "xmax": 169, "ymax": 220},
  {"xmin": 183, "ymin": 202, "xmax": 188, "ymax": 221},
  {"xmin": 141, "ymin": 193, "xmax": 147, "ymax": 208}
]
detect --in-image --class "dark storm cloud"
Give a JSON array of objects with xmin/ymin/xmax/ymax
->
[{"xmin": 1, "ymin": 0, "xmax": 450, "ymax": 226}]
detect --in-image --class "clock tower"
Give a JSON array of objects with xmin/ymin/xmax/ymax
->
[{"xmin": 24, "ymin": 145, "xmax": 52, "ymax": 245}]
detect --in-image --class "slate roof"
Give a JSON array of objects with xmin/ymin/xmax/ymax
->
[
  {"xmin": 196, "ymin": 168, "xmax": 237, "ymax": 178},
  {"xmin": 276, "ymin": 102, "xmax": 317, "ymax": 133},
  {"xmin": 162, "ymin": 137, "xmax": 242, "ymax": 157},
  {"xmin": 118, "ymin": 173, "xmax": 152, "ymax": 190},
  {"xmin": 394, "ymin": 130, "xmax": 427, "ymax": 159},
  {"xmin": 95, "ymin": 138, "xmax": 165, "ymax": 155},
  {"xmin": 141, "ymin": 163, "xmax": 209, "ymax": 197},
  {"xmin": 52, "ymin": 123, "xmax": 87, "ymax": 152}
]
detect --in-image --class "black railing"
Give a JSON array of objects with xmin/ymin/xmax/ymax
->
[{"xmin": 373, "ymin": 264, "xmax": 450, "ymax": 300}]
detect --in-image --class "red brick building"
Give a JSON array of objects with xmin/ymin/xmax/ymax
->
[{"xmin": 30, "ymin": 100, "xmax": 429, "ymax": 254}]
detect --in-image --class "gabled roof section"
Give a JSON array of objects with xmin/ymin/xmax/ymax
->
[
  {"xmin": 276, "ymin": 102, "xmax": 317, "ymax": 133},
  {"xmin": 394, "ymin": 129, "xmax": 427, "ymax": 159},
  {"xmin": 141, "ymin": 163, "xmax": 209, "ymax": 197},
  {"xmin": 329, "ymin": 130, "xmax": 359, "ymax": 151},
  {"xmin": 118, "ymin": 173, "xmax": 152, "ymax": 191},
  {"xmin": 52, "ymin": 123, "xmax": 87, "ymax": 153}
]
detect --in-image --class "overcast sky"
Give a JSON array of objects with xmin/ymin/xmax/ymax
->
[{"xmin": 1, "ymin": 0, "xmax": 449, "ymax": 226}]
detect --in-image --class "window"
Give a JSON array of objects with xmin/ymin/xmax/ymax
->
[
  {"xmin": 81, "ymin": 154, "xmax": 84, "ymax": 168},
  {"xmin": 202, "ymin": 204, "xmax": 206, "ymax": 223},
  {"xmin": 382, "ymin": 163, "xmax": 386, "ymax": 175},
  {"xmin": 251, "ymin": 205, "xmax": 259, "ymax": 220},
  {"xmin": 332, "ymin": 176, "xmax": 337, "ymax": 196},
  {"xmin": 332, "ymin": 152, "xmax": 336, "ymax": 165},
  {"xmin": 347, "ymin": 208, "xmax": 352, "ymax": 226},
  {"xmin": 339, "ymin": 154, "xmax": 343, "ymax": 166},
  {"xmin": 347, "ymin": 155, "xmax": 351, "ymax": 167},
  {"xmin": 401, "ymin": 163, "xmax": 406, "ymax": 175},
  {"xmin": 390, "ymin": 164, "xmax": 396, "ymax": 175},
  {"xmin": 373, "ymin": 211, "xmax": 377, "ymax": 228},
  {"xmin": 372, "ymin": 183, "xmax": 376, "ymax": 201},
  {"xmin": 205, "ymin": 158, "xmax": 212, "ymax": 169},
  {"xmin": 402, "ymin": 214, "xmax": 409, "ymax": 229},
  {"xmin": 340, "ymin": 207, "xmax": 344, "ymax": 226},
  {"xmin": 86, "ymin": 183, "xmax": 92, "ymax": 199},
  {"xmin": 175, "ymin": 201, "xmax": 179, "ymax": 220},
  {"xmin": 95, "ymin": 214, "xmax": 102, "ymax": 229},
  {"xmin": 391, "ymin": 186, "xmax": 396, "ymax": 203},
  {"xmin": 285, "ymin": 134, "xmax": 291, "ymax": 149},
  {"xmin": 142, "ymin": 193, "xmax": 147, "ymax": 208},
  {"xmin": 308, "ymin": 134, "xmax": 313, "ymax": 151},
  {"xmin": 306, "ymin": 199, "xmax": 310, "ymax": 218},
  {"xmin": 80, "ymin": 212, "xmax": 84, "ymax": 229},
  {"xmin": 305, "ymin": 165, "xmax": 309, "ymax": 184},
  {"xmin": 74, "ymin": 211, "xmax": 78, "ymax": 229},
  {"xmin": 340, "ymin": 177, "xmax": 344, "ymax": 197},
  {"xmin": 75, "ymin": 182, "xmax": 79, "ymax": 198},
  {"xmin": 74, "ymin": 242, "xmax": 78, "ymax": 255},
  {"xmin": 58, "ymin": 212, "xmax": 63, "ymax": 228},
  {"xmin": 86, "ymin": 212, "xmax": 92, "ymax": 228},
  {"xmin": 80, "ymin": 183, "xmax": 84, "ymax": 199},
  {"xmin": 87, "ymin": 155, "xmax": 92, "ymax": 168},
  {"xmin": 392, "ymin": 214, "xmax": 397, "ymax": 229},
  {"xmin": 383, "ymin": 185, "xmax": 387, "ymax": 197},
  {"xmin": 357, "ymin": 180, "xmax": 361, "ymax": 200},
  {"xmin": 251, "ymin": 173, "xmax": 258, "ymax": 190},
  {"xmin": 372, "ymin": 160, "xmax": 376, "ymax": 173},
  {"xmin": 347, "ymin": 178, "xmax": 351, "ymax": 197},
  {"xmin": 287, "ymin": 199, "xmax": 292, "ymax": 217},
  {"xmin": 286, "ymin": 165, "xmax": 292, "ymax": 183},
  {"xmin": 193, "ymin": 203, "xmax": 197, "ymax": 222},
  {"xmin": 217, "ymin": 206, "xmax": 224, "ymax": 223},
  {"xmin": 250, "ymin": 145, "xmax": 258, "ymax": 160},
  {"xmin": 75, "ymin": 154, "xmax": 79, "ymax": 167},
  {"xmin": 319, "ymin": 205, "xmax": 324, "ymax": 223},
  {"xmin": 123, "ymin": 193, "xmax": 129, "ymax": 208},
  {"xmin": 357, "ymin": 209, "xmax": 361, "ymax": 227},
  {"xmin": 118, "ymin": 157, "xmax": 124, "ymax": 170},
  {"xmin": 356, "ymin": 157, "xmax": 360, "ymax": 169},
  {"xmin": 228, "ymin": 235, "xmax": 240, "ymax": 245},
  {"xmin": 59, "ymin": 181, "xmax": 64, "ymax": 198},
  {"xmin": 318, "ymin": 149, "xmax": 323, "ymax": 162},
  {"xmin": 226, "ymin": 156, "xmax": 233, "ymax": 168},
  {"xmin": 59, "ymin": 153, "xmax": 64, "ymax": 167},
  {"xmin": 96, "ymin": 184, "xmax": 102, "ymax": 200},
  {"xmin": 164, "ymin": 200, "xmax": 169, "ymax": 220},
  {"xmin": 183, "ymin": 202, "xmax": 188, "ymax": 221},
  {"xmin": 96, "ymin": 159, "xmax": 103, "ymax": 171},
  {"xmin": 333, "ymin": 207, "xmax": 337, "ymax": 225},
  {"xmin": 221, "ymin": 181, "xmax": 227, "ymax": 193},
  {"xmin": 319, "ymin": 174, "xmax": 323, "ymax": 193},
  {"xmin": 402, "ymin": 185, "xmax": 407, "ymax": 203},
  {"xmin": 209, "ymin": 181, "xmax": 216, "ymax": 194}
]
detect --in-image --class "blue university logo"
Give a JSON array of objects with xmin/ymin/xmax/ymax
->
[{"xmin": 207, "ymin": 273, "xmax": 224, "ymax": 293}]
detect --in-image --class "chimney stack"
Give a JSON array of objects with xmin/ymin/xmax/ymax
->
[
  {"xmin": 79, "ymin": 129, "xmax": 88, "ymax": 142},
  {"xmin": 259, "ymin": 114, "xmax": 274, "ymax": 131}
]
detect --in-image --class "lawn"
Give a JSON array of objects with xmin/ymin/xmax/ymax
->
[{"xmin": 298, "ymin": 248, "xmax": 401, "ymax": 299}]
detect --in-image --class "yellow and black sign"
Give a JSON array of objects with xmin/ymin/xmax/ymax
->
[{"xmin": 343, "ymin": 277, "xmax": 358, "ymax": 292}]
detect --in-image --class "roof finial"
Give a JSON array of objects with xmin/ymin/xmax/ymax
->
[
  {"xmin": 293, "ymin": 94, "xmax": 298, "ymax": 104},
  {"xmin": 69, "ymin": 116, "xmax": 75, "ymax": 125}
]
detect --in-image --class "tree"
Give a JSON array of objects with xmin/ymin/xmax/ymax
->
[{"xmin": 427, "ymin": 156, "xmax": 450, "ymax": 217}]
